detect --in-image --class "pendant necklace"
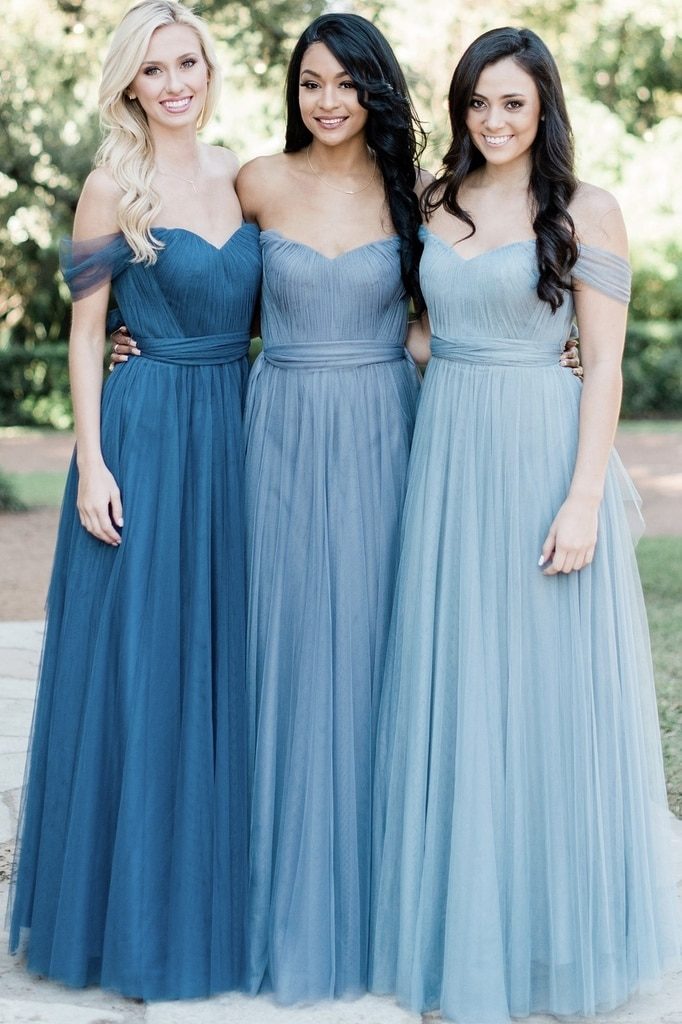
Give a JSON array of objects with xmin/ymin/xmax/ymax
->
[{"xmin": 306, "ymin": 146, "xmax": 377, "ymax": 195}]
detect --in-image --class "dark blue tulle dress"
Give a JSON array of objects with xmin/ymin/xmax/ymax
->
[{"xmin": 8, "ymin": 224, "xmax": 261, "ymax": 1000}]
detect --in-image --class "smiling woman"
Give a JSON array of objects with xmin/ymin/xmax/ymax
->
[
  {"xmin": 7, "ymin": 0, "xmax": 260, "ymax": 1001},
  {"xmin": 466, "ymin": 62, "xmax": 542, "ymax": 161},
  {"xmin": 371, "ymin": 26, "xmax": 680, "ymax": 1024},
  {"xmin": 234, "ymin": 12, "xmax": 427, "ymax": 1005}
]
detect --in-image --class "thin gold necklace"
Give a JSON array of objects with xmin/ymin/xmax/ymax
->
[
  {"xmin": 156, "ymin": 166, "xmax": 200, "ymax": 194},
  {"xmin": 305, "ymin": 146, "xmax": 377, "ymax": 195}
]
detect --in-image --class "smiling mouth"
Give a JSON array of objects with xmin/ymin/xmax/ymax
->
[
  {"xmin": 483, "ymin": 134, "xmax": 513, "ymax": 147},
  {"xmin": 315, "ymin": 117, "xmax": 348, "ymax": 129},
  {"xmin": 161, "ymin": 97, "xmax": 193, "ymax": 113}
]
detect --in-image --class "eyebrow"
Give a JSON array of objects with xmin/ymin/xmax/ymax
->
[
  {"xmin": 140, "ymin": 51, "xmax": 200, "ymax": 65},
  {"xmin": 472, "ymin": 91, "xmax": 527, "ymax": 99},
  {"xmin": 300, "ymin": 68, "xmax": 351, "ymax": 79}
]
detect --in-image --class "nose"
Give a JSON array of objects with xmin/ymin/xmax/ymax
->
[
  {"xmin": 484, "ymin": 105, "xmax": 505, "ymax": 129},
  {"xmin": 317, "ymin": 85, "xmax": 340, "ymax": 110},
  {"xmin": 165, "ymin": 69, "xmax": 184, "ymax": 94}
]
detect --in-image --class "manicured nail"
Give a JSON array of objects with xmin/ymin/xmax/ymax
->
[{"xmin": 538, "ymin": 556, "xmax": 545, "ymax": 566}]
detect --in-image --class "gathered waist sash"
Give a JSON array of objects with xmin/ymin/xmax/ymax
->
[
  {"xmin": 263, "ymin": 340, "xmax": 407, "ymax": 370},
  {"xmin": 431, "ymin": 335, "xmax": 560, "ymax": 367},
  {"xmin": 138, "ymin": 331, "xmax": 250, "ymax": 366}
]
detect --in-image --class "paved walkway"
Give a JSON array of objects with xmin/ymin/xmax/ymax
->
[{"xmin": 1, "ymin": 622, "xmax": 681, "ymax": 1023}]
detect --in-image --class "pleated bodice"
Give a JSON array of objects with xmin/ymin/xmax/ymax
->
[
  {"xmin": 420, "ymin": 227, "xmax": 631, "ymax": 365},
  {"xmin": 258, "ymin": 230, "xmax": 408, "ymax": 367},
  {"xmin": 61, "ymin": 224, "xmax": 261, "ymax": 362}
]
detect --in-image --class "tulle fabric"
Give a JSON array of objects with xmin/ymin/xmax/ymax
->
[
  {"xmin": 244, "ymin": 230, "xmax": 420, "ymax": 1003},
  {"xmin": 8, "ymin": 225, "xmax": 261, "ymax": 999},
  {"xmin": 371, "ymin": 233, "xmax": 680, "ymax": 1022}
]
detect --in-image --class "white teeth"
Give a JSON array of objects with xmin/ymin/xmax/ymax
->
[
  {"xmin": 318, "ymin": 118, "xmax": 345, "ymax": 126},
  {"xmin": 163, "ymin": 98, "xmax": 191, "ymax": 111},
  {"xmin": 484, "ymin": 135, "xmax": 512, "ymax": 146}
]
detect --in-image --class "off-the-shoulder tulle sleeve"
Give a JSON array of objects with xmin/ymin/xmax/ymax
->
[
  {"xmin": 571, "ymin": 243, "xmax": 631, "ymax": 304},
  {"xmin": 59, "ymin": 233, "xmax": 133, "ymax": 301}
]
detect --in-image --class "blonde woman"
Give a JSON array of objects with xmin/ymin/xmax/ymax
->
[{"xmin": 8, "ymin": 0, "xmax": 260, "ymax": 999}]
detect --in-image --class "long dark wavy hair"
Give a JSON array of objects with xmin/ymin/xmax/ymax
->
[
  {"xmin": 285, "ymin": 13, "xmax": 426, "ymax": 310},
  {"xmin": 422, "ymin": 27, "xmax": 578, "ymax": 311}
]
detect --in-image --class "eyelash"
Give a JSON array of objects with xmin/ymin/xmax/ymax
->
[
  {"xmin": 300, "ymin": 80, "xmax": 356, "ymax": 90},
  {"xmin": 470, "ymin": 98, "xmax": 523, "ymax": 111},
  {"xmin": 144, "ymin": 58, "xmax": 197, "ymax": 76}
]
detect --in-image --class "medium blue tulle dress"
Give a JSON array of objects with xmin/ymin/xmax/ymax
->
[
  {"xmin": 8, "ymin": 224, "xmax": 261, "ymax": 1000},
  {"xmin": 244, "ymin": 229, "xmax": 420, "ymax": 1003},
  {"xmin": 371, "ymin": 231, "xmax": 680, "ymax": 1022}
]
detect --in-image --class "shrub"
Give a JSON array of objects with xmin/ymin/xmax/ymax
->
[
  {"xmin": 0, "ymin": 343, "xmax": 71, "ymax": 429},
  {"xmin": 622, "ymin": 321, "xmax": 682, "ymax": 418},
  {"xmin": 0, "ymin": 468, "xmax": 26, "ymax": 512}
]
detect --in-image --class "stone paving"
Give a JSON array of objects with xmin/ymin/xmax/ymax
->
[{"xmin": 0, "ymin": 620, "xmax": 681, "ymax": 1023}]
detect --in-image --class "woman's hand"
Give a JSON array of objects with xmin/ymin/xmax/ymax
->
[
  {"xmin": 109, "ymin": 326, "xmax": 141, "ymax": 371},
  {"xmin": 539, "ymin": 495, "xmax": 599, "ymax": 575},
  {"xmin": 560, "ymin": 337, "xmax": 583, "ymax": 378},
  {"xmin": 77, "ymin": 460, "xmax": 123, "ymax": 545},
  {"xmin": 406, "ymin": 311, "xmax": 431, "ymax": 366}
]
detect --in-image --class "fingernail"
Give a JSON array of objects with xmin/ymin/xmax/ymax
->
[
  {"xmin": 117, "ymin": 519, "xmax": 124, "ymax": 527},
  {"xmin": 538, "ymin": 556, "xmax": 545, "ymax": 566}
]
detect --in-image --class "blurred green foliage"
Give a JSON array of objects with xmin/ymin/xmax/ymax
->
[
  {"xmin": 1, "ymin": 0, "xmax": 681, "ymax": 421},
  {"xmin": 622, "ymin": 321, "xmax": 682, "ymax": 417}
]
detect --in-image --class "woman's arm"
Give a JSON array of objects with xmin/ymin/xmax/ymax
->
[
  {"xmin": 70, "ymin": 169, "xmax": 124, "ymax": 545},
  {"xmin": 541, "ymin": 187, "xmax": 629, "ymax": 575},
  {"xmin": 406, "ymin": 310, "xmax": 431, "ymax": 366}
]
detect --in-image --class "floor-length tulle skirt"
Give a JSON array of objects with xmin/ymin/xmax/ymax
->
[
  {"xmin": 245, "ymin": 357, "xmax": 419, "ymax": 1003},
  {"xmin": 371, "ymin": 359, "xmax": 679, "ymax": 1022},
  {"xmin": 9, "ymin": 357, "xmax": 249, "ymax": 1000}
]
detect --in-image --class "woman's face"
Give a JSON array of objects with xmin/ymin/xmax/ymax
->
[
  {"xmin": 465, "ymin": 56, "xmax": 542, "ymax": 169},
  {"xmin": 129, "ymin": 23, "xmax": 209, "ymax": 132},
  {"xmin": 298, "ymin": 42, "xmax": 368, "ymax": 147}
]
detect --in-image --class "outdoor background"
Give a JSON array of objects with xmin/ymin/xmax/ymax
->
[{"xmin": 0, "ymin": 0, "xmax": 680, "ymax": 814}]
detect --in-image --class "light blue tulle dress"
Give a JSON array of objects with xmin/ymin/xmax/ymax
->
[
  {"xmin": 244, "ymin": 229, "xmax": 420, "ymax": 1003},
  {"xmin": 371, "ymin": 229, "xmax": 680, "ymax": 1022},
  {"xmin": 8, "ymin": 224, "xmax": 261, "ymax": 999}
]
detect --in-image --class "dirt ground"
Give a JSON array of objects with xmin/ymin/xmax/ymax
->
[{"xmin": 0, "ymin": 428, "xmax": 680, "ymax": 621}]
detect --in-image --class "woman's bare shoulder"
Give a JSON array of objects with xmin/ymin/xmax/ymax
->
[
  {"xmin": 236, "ymin": 153, "xmax": 302, "ymax": 220},
  {"xmin": 74, "ymin": 167, "xmax": 121, "ymax": 238},
  {"xmin": 202, "ymin": 143, "xmax": 240, "ymax": 182},
  {"xmin": 570, "ymin": 181, "xmax": 628, "ymax": 256},
  {"xmin": 415, "ymin": 166, "xmax": 436, "ymax": 199}
]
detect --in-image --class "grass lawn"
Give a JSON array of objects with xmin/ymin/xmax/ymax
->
[
  {"xmin": 637, "ymin": 537, "xmax": 682, "ymax": 817},
  {"xmin": 618, "ymin": 419, "xmax": 682, "ymax": 433},
  {"xmin": 6, "ymin": 471, "xmax": 66, "ymax": 508}
]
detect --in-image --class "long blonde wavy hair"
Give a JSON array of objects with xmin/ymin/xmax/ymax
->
[{"xmin": 96, "ymin": 0, "xmax": 222, "ymax": 263}]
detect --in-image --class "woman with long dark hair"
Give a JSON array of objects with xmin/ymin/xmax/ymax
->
[
  {"xmin": 372, "ymin": 26, "xmax": 679, "ymax": 1022},
  {"xmin": 237, "ymin": 12, "xmax": 426, "ymax": 1003}
]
